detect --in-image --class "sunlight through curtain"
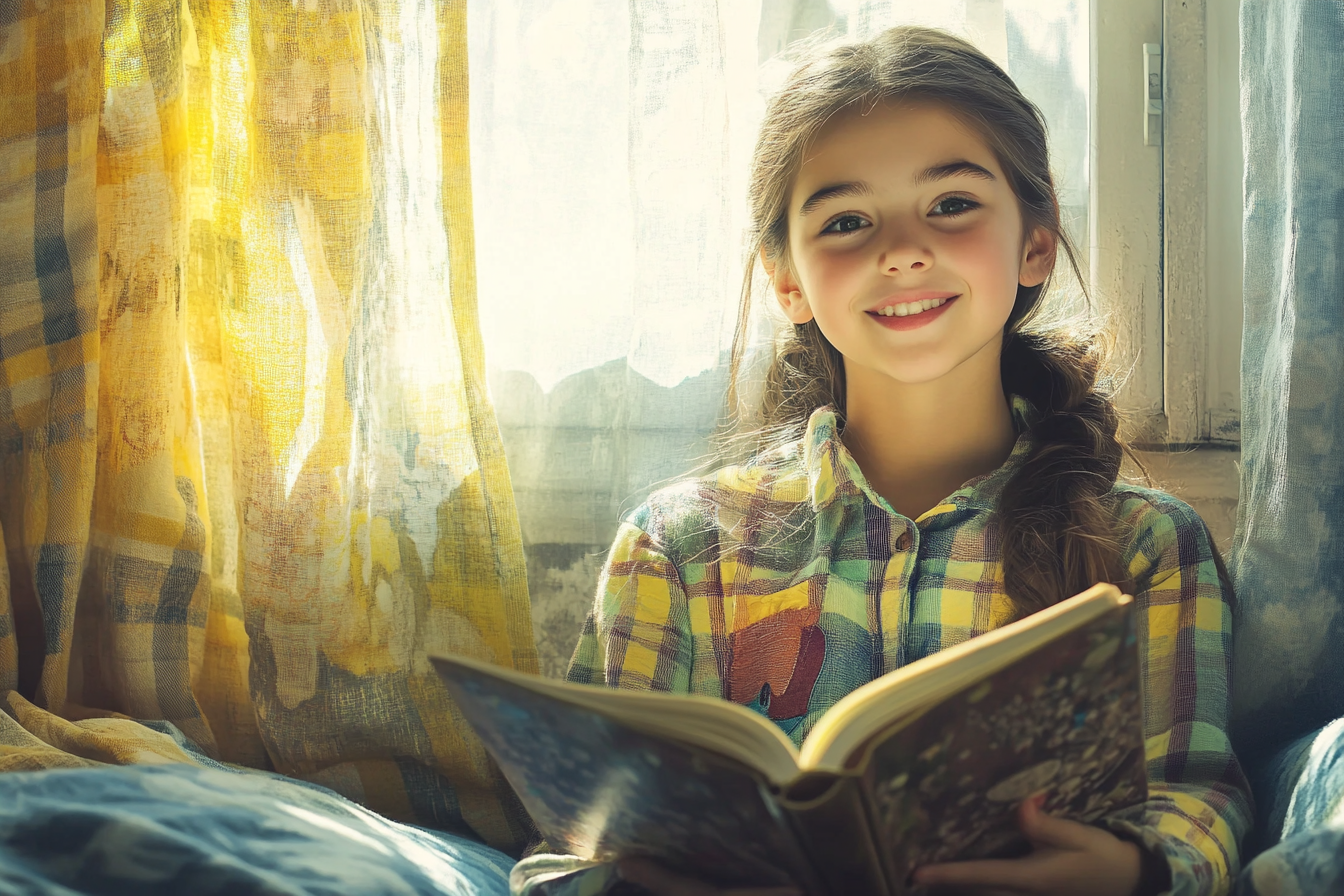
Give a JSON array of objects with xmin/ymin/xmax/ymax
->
[
  {"xmin": 470, "ymin": 0, "xmax": 1091, "ymax": 678},
  {"xmin": 0, "ymin": 0, "xmax": 536, "ymax": 851}
]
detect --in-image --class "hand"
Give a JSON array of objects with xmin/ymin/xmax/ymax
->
[
  {"xmin": 912, "ymin": 796, "xmax": 1150, "ymax": 896},
  {"xmin": 614, "ymin": 858, "xmax": 802, "ymax": 896}
]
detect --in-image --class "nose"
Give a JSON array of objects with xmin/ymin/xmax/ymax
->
[{"xmin": 879, "ymin": 228, "xmax": 934, "ymax": 275}]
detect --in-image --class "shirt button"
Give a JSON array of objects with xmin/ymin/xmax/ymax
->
[{"xmin": 895, "ymin": 531, "xmax": 912, "ymax": 551}]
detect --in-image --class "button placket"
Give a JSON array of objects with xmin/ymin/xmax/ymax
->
[{"xmin": 879, "ymin": 518, "xmax": 917, "ymax": 673}]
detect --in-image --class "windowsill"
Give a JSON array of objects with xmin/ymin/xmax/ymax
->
[{"xmin": 1128, "ymin": 445, "xmax": 1240, "ymax": 556}]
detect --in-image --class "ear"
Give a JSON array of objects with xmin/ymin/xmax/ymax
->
[
  {"xmin": 1018, "ymin": 225, "xmax": 1057, "ymax": 289},
  {"xmin": 760, "ymin": 246, "xmax": 814, "ymax": 324}
]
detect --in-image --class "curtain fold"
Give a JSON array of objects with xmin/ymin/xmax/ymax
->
[
  {"xmin": 0, "ymin": 0, "xmax": 536, "ymax": 852},
  {"xmin": 1231, "ymin": 0, "xmax": 1344, "ymax": 762},
  {"xmin": 1229, "ymin": 2, "xmax": 1344, "ymax": 891}
]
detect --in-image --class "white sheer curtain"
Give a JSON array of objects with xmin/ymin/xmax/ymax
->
[{"xmin": 469, "ymin": 0, "xmax": 1090, "ymax": 677}]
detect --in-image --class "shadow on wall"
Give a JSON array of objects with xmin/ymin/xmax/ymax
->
[{"xmin": 492, "ymin": 358, "xmax": 731, "ymax": 678}]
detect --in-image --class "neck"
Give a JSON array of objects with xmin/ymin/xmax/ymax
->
[{"xmin": 839, "ymin": 340, "xmax": 1018, "ymax": 519}]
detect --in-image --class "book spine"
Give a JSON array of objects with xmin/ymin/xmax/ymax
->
[{"xmin": 778, "ymin": 773, "xmax": 892, "ymax": 896}]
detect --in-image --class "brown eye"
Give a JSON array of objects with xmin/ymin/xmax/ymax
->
[
  {"xmin": 931, "ymin": 197, "xmax": 979, "ymax": 216},
  {"xmin": 821, "ymin": 214, "xmax": 870, "ymax": 235}
]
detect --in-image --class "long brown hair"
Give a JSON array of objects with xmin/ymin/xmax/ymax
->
[{"xmin": 725, "ymin": 26, "xmax": 1131, "ymax": 615}]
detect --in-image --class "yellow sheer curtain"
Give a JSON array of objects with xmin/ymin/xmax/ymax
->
[{"xmin": 0, "ymin": 0, "xmax": 538, "ymax": 851}]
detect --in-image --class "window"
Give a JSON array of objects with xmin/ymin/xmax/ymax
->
[{"xmin": 471, "ymin": 1, "xmax": 1094, "ymax": 399}]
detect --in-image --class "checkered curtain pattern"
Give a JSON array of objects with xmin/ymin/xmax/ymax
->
[{"xmin": 0, "ymin": 0, "xmax": 538, "ymax": 852}]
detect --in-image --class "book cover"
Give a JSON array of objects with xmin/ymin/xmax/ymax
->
[{"xmin": 855, "ymin": 602, "xmax": 1146, "ymax": 887}]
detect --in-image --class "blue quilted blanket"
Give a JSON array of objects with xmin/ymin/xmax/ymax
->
[
  {"xmin": 0, "ymin": 763, "xmax": 513, "ymax": 895},
  {"xmin": 1234, "ymin": 718, "xmax": 1344, "ymax": 896}
]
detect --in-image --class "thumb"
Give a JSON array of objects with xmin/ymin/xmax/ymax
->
[{"xmin": 1017, "ymin": 795, "xmax": 1092, "ymax": 850}]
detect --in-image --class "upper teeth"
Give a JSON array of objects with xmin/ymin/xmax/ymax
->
[{"xmin": 877, "ymin": 298, "xmax": 949, "ymax": 317}]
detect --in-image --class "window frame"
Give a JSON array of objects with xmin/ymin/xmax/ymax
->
[
  {"xmin": 1098, "ymin": 0, "xmax": 1242, "ymax": 447},
  {"xmin": 1200, "ymin": 0, "xmax": 1243, "ymax": 445},
  {"xmin": 1090, "ymin": 0, "xmax": 1165, "ymax": 443}
]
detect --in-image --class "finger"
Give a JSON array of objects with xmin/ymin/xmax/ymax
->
[{"xmin": 1016, "ymin": 796, "xmax": 1095, "ymax": 851}]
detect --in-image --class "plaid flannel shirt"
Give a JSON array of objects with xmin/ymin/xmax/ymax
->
[{"xmin": 566, "ymin": 401, "xmax": 1252, "ymax": 896}]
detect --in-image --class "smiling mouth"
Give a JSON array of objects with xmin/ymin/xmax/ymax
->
[{"xmin": 869, "ymin": 296, "xmax": 957, "ymax": 318}]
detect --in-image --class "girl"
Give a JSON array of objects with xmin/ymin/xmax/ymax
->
[{"xmin": 515, "ymin": 25, "xmax": 1250, "ymax": 896}]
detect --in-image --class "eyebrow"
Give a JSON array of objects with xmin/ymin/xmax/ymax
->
[
  {"xmin": 912, "ymin": 159, "xmax": 997, "ymax": 186},
  {"xmin": 797, "ymin": 181, "xmax": 874, "ymax": 217},
  {"xmin": 796, "ymin": 159, "xmax": 997, "ymax": 217}
]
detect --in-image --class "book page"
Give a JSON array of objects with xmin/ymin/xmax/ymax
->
[{"xmin": 431, "ymin": 655, "xmax": 802, "ymax": 782}]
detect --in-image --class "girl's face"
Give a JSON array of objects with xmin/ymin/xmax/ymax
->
[{"xmin": 769, "ymin": 101, "xmax": 1054, "ymax": 387}]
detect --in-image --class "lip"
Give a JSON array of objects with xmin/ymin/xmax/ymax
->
[{"xmin": 866, "ymin": 294, "xmax": 960, "ymax": 331}]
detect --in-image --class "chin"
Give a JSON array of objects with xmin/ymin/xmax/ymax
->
[{"xmin": 873, "ymin": 358, "xmax": 965, "ymax": 387}]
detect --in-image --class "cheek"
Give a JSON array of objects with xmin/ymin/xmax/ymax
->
[
  {"xmin": 799, "ymin": 247, "xmax": 868, "ymax": 302},
  {"xmin": 944, "ymin": 226, "xmax": 1022, "ymax": 299}
]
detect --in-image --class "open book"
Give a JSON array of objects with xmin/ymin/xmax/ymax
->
[{"xmin": 432, "ymin": 583, "xmax": 1146, "ymax": 896}]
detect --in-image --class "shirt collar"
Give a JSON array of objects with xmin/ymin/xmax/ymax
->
[{"xmin": 802, "ymin": 395, "xmax": 1037, "ymax": 515}]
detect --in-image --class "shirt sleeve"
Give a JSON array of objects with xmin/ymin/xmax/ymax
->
[
  {"xmin": 566, "ymin": 521, "xmax": 693, "ymax": 693},
  {"xmin": 1099, "ymin": 493, "xmax": 1254, "ymax": 896}
]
